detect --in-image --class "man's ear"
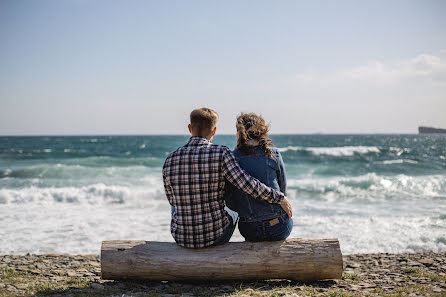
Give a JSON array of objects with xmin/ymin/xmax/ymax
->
[
  {"xmin": 211, "ymin": 126, "xmax": 217, "ymax": 136},
  {"xmin": 188, "ymin": 124, "xmax": 192, "ymax": 134}
]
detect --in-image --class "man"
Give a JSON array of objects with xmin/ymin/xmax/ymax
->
[{"xmin": 162, "ymin": 107, "xmax": 292, "ymax": 248}]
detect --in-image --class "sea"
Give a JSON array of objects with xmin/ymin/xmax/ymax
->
[{"xmin": 0, "ymin": 134, "xmax": 445, "ymax": 255}]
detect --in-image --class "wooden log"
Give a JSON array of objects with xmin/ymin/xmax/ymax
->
[{"xmin": 101, "ymin": 238, "xmax": 343, "ymax": 281}]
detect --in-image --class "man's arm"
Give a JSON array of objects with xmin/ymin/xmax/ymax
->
[
  {"xmin": 162, "ymin": 162, "xmax": 175, "ymax": 206},
  {"xmin": 221, "ymin": 148, "xmax": 284, "ymax": 204}
]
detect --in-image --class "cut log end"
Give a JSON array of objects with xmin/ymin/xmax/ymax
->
[{"xmin": 101, "ymin": 238, "xmax": 343, "ymax": 281}]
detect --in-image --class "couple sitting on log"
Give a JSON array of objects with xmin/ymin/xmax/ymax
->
[{"xmin": 162, "ymin": 107, "xmax": 293, "ymax": 248}]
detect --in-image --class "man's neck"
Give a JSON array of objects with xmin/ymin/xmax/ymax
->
[{"xmin": 191, "ymin": 134, "xmax": 212, "ymax": 141}]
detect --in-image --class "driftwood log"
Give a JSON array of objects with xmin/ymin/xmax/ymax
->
[{"xmin": 101, "ymin": 238, "xmax": 343, "ymax": 281}]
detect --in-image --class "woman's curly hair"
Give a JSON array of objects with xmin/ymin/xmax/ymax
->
[{"xmin": 236, "ymin": 112, "xmax": 274, "ymax": 157}]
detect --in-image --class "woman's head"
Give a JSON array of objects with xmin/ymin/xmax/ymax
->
[{"xmin": 236, "ymin": 112, "xmax": 274, "ymax": 156}]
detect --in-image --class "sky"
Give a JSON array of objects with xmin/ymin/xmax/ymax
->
[{"xmin": 1, "ymin": 0, "xmax": 445, "ymax": 135}]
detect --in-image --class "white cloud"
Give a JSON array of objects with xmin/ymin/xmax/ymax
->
[
  {"xmin": 288, "ymin": 54, "xmax": 446, "ymax": 86},
  {"xmin": 337, "ymin": 54, "xmax": 446, "ymax": 84}
]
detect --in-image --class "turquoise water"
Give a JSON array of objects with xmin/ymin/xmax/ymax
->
[{"xmin": 1, "ymin": 135, "xmax": 445, "ymax": 254}]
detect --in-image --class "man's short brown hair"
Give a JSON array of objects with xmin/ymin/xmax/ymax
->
[{"xmin": 190, "ymin": 108, "xmax": 219, "ymax": 135}]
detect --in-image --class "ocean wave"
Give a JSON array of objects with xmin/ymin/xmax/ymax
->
[
  {"xmin": 277, "ymin": 145, "xmax": 381, "ymax": 156},
  {"xmin": 0, "ymin": 183, "xmax": 165, "ymax": 205},
  {"xmin": 287, "ymin": 173, "xmax": 446, "ymax": 201},
  {"xmin": 0, "ymin": 162, "xmax": 162, "ymax": 180},
  {"xmin": 377, "ymin": 159, "xmax": 418, "ymax": 165},
  {"xmin": 1, "ymin": 199, "xmax": 444, "ymax": 254}
]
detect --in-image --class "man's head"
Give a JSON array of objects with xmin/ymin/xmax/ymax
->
[{"xmin": 189, "ymin": 108, "xmax": 218, "ymax": 140}]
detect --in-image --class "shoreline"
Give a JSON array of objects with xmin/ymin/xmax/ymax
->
[{"xmin": 1, "ymin": 252, "xmax": 445, "ymax": 296}]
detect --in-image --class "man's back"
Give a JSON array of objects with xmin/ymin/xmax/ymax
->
[{"xmin": 163, "ymin": 136, "xmax": 230, "ymax": 248}]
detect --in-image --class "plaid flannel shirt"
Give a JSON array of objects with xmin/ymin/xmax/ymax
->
[{"xmin": 162, "ymin": 136, "xmax": 285, "ymax": 248}]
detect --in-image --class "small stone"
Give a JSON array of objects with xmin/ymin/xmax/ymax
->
[
  {"xmin": 88, "ymin": 261, "xmax": 100, "ymax": 267},
  {"xmin": 433, "ymin": 287, "xmax": 442, "ymax": 293},
  {"xmin": 419, "ymin": 258, "xmax": 434, "ymax": 266},
  {"xmin": 57, "ymin": 270, "xmax": 66, "ymax": 276},
  {"xmin": 347, "ymin": 262, "xmax": 360, "ymax": 268},
  {"xmin": 221, "ymin": 285, "xmax": 233, "ymax": 291},
  {"xmin": 15, "ymin": 265, "xmax": 28, "ymax": 271},
  {"xmin": 90, "ymin": 283, "xmax": 105, "ymax": 290},
  {"xmin": 14, "ymin": 283, "xmax": 29, "ymax": 289},
  {"xmin": 29, "ymin": 269, "xmax": 41, "ymax": 274},
  {"xmin": 407, "ymin": 260, "xmax": 422, "ymax": 267},
  {"xmin": 35, "ymin": 263, "xmax": 46, "ymax": 269},
  {"xmin": 52, "ymin": 276, "xmax": 65, "ymax": 282},
  {"xmin": 71, "ymin": 261, "xmax": 81, "ymax": 267}
]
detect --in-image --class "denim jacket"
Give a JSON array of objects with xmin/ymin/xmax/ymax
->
[{"xmin": 224, "ymin": 146, "xmax": 287, "ymax": 222}]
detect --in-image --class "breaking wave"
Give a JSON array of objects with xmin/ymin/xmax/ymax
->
[
  {"xmin": 277, "ymin": 145, "xmax": 415, "ymax": 157},
  {"xmin": 0, "ymin": 183, "xmax": 165, "ymax": 205},
  {"xmin": 278, "ymin": 145, "xmax": 384, "ymax": 156},
  {"xmin": 287, "ymin": 173, "xmax": 446, "ymax": 201}
]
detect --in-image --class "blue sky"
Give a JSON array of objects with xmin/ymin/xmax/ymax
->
[{"xmin": 1, "ymin": 0, "xmax": 445, "ymax": 134}]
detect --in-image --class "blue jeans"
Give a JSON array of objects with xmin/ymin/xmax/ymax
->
[
  {"xmin": 171, "ymin": 207, "xmax": 238, "ymax": 246},
  {"xmin": 238, "ymin": 212, "xmax": 292, "ymax": 242}
]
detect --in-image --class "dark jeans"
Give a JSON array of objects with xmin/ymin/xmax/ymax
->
[
  {"xmin": 171, "ymin": 206, "xmax": 238, "ymax": 247},
  {"xmin": 211, "ymin": 212, "xmax": 238, "ymax": 246},
  {"xmin": 238, "ymin": 213, "xmax": 293, "ymax": 242}
]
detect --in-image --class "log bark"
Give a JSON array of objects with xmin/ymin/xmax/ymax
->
[{"xmin": 101, "ymin": 238, "xmax": 343, "ymax": 281}]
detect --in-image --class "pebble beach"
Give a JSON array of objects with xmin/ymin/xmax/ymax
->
[{"xmin": 1, "ymin": 251, "xmax": 445, "ymax": 297}]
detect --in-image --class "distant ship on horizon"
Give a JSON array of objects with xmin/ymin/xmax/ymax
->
[{"xmin": 418, "ymin": 126, "xmax": 446, "ymax": 134}]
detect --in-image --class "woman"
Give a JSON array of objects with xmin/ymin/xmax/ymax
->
[{"xmin": 224, "ymin": 112, "xmax": 293, "ymax": 241}]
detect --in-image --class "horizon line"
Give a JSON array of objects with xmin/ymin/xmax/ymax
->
[{"xmin": 0, "ymin": 132, "xmax": 424, "ymax": 137}]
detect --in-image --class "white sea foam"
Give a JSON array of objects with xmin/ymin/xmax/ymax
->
[
  {"xmin": 377, "ymin": 159, "xmax": 418, "ymax": 165},
  {"xmin": 1, "ymin": 193, "xmax": 445, "ymax": 255},
  {"xmin": 1, "ymin": 169, "xmax": 445, "ymax": 255},
  {"xmin": 287, "ymin": 173, "xmax": 446, "ymax": 202},
  {"xmin": 0, "ymin": 183, "xmax": 165, "ymax": 206},
  {"xmin": 278, "ymin": 145, "xmax": 381, "ymax": 156}
]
